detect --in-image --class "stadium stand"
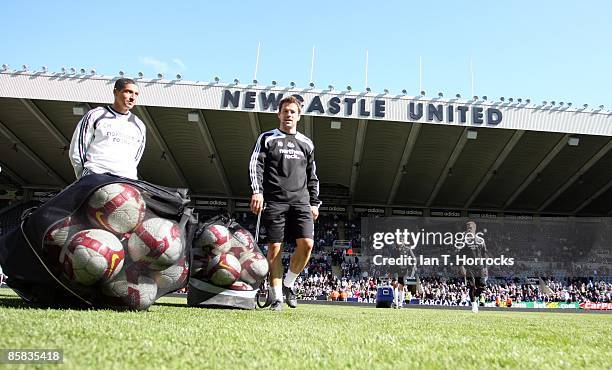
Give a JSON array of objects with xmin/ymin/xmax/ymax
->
[
  {"xmin": 290, "ymin": 273, "xmax": 612, "ymax": 305},
  {"xmin": 0, "ymin": 199, "xmax": 41, "ymax": 236},
  {"xmin": 223, "ymin": 210, "xmax": 612, "ymax": 305}
]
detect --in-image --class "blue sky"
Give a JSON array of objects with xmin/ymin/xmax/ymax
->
[{"xmin": 2, "ymin": 0, "xmax": 611, "ymax": 107}]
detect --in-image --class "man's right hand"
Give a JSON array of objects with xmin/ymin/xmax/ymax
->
[{"xmin": 250, "ymin": 193, "xmax": 264, "ymax": 214}]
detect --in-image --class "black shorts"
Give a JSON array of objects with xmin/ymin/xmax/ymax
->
[
  {"xmin": 466, "ymin": 272, "xmax": 488, "ymax": 288},
  {"xmin": 262, "ymin": 202, "xmax": 314, "ymax": 243},
  {"xmin": 465, "ymin": 266, "xmax": 488, "ymax": 280},
  {"xmin": 392, "ymin": 273, "xmax": 406, "ymax": 286}
]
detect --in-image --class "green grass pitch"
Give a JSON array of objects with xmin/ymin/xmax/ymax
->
[{"xmin": 0, "ymin": 289, "xmax": 610, "ymax": 369}]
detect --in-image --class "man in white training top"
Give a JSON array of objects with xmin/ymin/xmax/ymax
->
[{"xmin": 69, "ymin": 78, "xmax": 146, "ymax": 180}]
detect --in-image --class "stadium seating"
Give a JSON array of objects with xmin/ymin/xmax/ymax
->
[
  {"xmin": 224, "ymin": 210, "xmax": 611, "ymax": 304},
  {"xmin": 0, "ymin": 200, "xmax": 41, "ymax": 236}
]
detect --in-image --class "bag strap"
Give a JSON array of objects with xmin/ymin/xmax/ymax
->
[{"xmin": 19, "ymin": 220, "xmax": 93, "ymax": 307}]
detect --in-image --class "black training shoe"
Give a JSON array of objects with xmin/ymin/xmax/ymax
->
[
  {"xmin": 270, "ymin": 300, "xmax": 283, "ymax": 311},
  {"xmin": 283, "ymin": 285, "xmax": 297, "ymax": 308}
]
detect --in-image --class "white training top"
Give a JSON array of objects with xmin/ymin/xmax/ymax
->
[{"xmin": 69, "ymin": 106, "xmax": 146, "ymax": 180}]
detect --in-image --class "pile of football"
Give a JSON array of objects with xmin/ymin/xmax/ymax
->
[
  {"xmin": 43, "ymin": 183, "xmax": 187, "ymax": 310},
  {"xmin": 192, "ymin": 223, "xmax": 268, "ymax": 290}
]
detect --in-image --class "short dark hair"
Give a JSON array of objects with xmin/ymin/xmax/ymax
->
[
  {"xmin": 278, "ymin": 96, "xmax": 302, "ymax": 114},
  {"xmin": 114, "ymin": 78, "xmax": 137, "ymax": 91}
]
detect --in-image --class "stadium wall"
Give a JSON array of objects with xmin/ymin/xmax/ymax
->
[{"xmin": 1, "ymin": 72, "xmax": 612, "ymax": 136}]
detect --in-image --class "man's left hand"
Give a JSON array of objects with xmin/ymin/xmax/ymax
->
[{"xmin": 311, "ymin": 206, "xmax": 319, "ymax": 221}]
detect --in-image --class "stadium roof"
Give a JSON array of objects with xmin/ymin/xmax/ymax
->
[{"xmin": 1, "ymin": 69, "xmax": 612, "ymax": 216}]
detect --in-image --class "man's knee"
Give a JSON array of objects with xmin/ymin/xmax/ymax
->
[
  {"xmin": 296, "ymin": 238, "xmax": 314, "ymax": 252},
  {"xmin": 267, "ymin": 242, "xmax": 282, "ymax": 262}
]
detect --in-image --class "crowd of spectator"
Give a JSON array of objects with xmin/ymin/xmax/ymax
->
[
  {"xmin": 296, "ymin": 274, "xmax": 380, "ymax": 302},
  {"xmin": 413, "ymin": 277, "xmax": 612, "ymax": 304},
  {"xmin": 230, "ymin": 209, "xmax": 612, "ymax": 305},
  {"xmin": 315, "ymin": 214, "xmax": 341, "ymax": 249},
  {"xmin": 290, "ymin": 273, "xmax": 612, "ymax": 304},
  {"xmin": 281, "ymin": 253, "xmax": 331, "ymax": 278}
]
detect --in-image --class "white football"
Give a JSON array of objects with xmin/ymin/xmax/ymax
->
[
  {"xmin": 101, "ymin": 267, "xmax": 158, "ymax": 310},
  {"xmin": 44, "ymin": 216, "xmax": 86, "ymax": 264},
  {"xmin": 86, "ymin": 183, "xmax": 146, "ymax": 234},
  {"xmin": 228, "ymin": 281, "xmax": 254, "ymax": 291},
  {"xmin": 127, "ymin": 217, "xmax": 184, "ymax": 270},
  {"xmin": 190, "ymin": 249, "xmax": 211, "ymax": 278},
  {"xmin": 62, "ymin": 229, "xmax": 125, "ymax": 285},
  {"xmin": 206, "ymin": 253, "xmax": 241, "ymax": 286},
  {"xmin": 45, "ymin": 216, "xmax": 85, "ymax": 249},
  {"xmin": 227, "ymin": 227, "xmax": 256, "ymax": 258},
  {"xmin": 239, "ymin": 251, "xmax": 268, "ymax": 285},
  {"xmin": 232, "ymin": 227, "xmax": 255, "ymax": 250},
  {"xmin": 150, "ymin": 258, "xmax": 189, "ymax": 292},
  {"xmin": 196, "ymin": 224, "xmax": 231, "ymax": 255}
]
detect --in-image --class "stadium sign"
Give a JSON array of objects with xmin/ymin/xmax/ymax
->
[
  {"xmin": 503, "ymin": 213, "xmax": 534, "ymax": 220},
  {"xmin": 414, "ymin": 299, "xmax": 470, "ymax": 307},
  {"xmin": 391, "ymin": 208, "xmax": 424, "ymax": 216},
  {"xmin": 430, "ymin": 209, "xmax": 462, "ymax": 217},
  {"xmin": 511, "ymin": 302, "xmax": 580, "ymax": 309},
  {"xmin": 580, "ymin": 302, "xmax": 612, "ymax": 310},
  {"xmin": 4, "ymin": 73, "xmax": 612, "ymax": 136},
  {"xmin": 221, "ymin": 89, "xmax": 503, "ymax": 125},
  {"xmin": 318, "ymin": 205, "xmax": 347, "ymax": 213},
  {"xmin": 354, "ymin": 206, "xmax": 385, "ymax": 215},
  {"xmin": 3, "ymin": 74, "xmax": 612, "ymax": 136},
  {"xmin": 194, "ymin": 198, "xmax": 228, "ymax": 209},
  {"xmin": 467, "ymin": 211, "xmax": 498, "ymax": 219}
]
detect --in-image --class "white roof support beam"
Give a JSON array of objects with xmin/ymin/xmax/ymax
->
[
  {"xmin": 574, "ymin": 178, "xmax": 612, "ymax": 214},
  {"xmin": 538, "ymin": 138, "xmax": 612, "ymax": 213},
  {"xmin": 302, "ymin": 115, "xmax": 313, "ymax": 139},
  {"xmin": 247, "ymin": 112, "xmax": 261, "ymax": 141},
  {"xmin": 426, "ymin": 127, "xmax": 469, "ymax": 207},
  {"xmin": 349, "ymin": 119, "xmax": 368, "ymax": 200},
  {"xmin": 0, "ymin": 119, "xmax": 66, "ymax": 186},
  {"xmin": 387, "ymin": 123, "xmax": 422, "ymax": 205},
  {"xmin": 133, "ymin": 106, "xmax": 189, "ymax": 188},
  {"xmin": 503, "ymin": 134, "xmax": 571, "ymax": 210},
  {"xmin": 20, "ymin": 98, "xmax": 69, "ymax": 149},
  {"xmin": 0, "ymin": 161, "xmax": 26, "ymax": 186},
  {"xmin": 196, "ymin": 111, "xmax": 232, "ymax": 196},
  {"xmin": 464, "ymin": 130, "xmax": 525, "ymax": 209}
]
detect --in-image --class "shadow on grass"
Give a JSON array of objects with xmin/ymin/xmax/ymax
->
[
  {"xmin": 0, "ymin": 297, "xmax": 101, "ymax": 310},
  {"xmin": 0, "ymin": 291, "xmax": 133, "ymax": 312},
  {"xmin": 1, "ymin": 288, "xmax": 193, "ymax": 311},
  {"xmin": 0, "ymin": 296, "xmax": 31, "ymax": 309},
  {"xmin": 153, "ymin": 301, "xmax": 253, "ymax": 310},
  {"xmin": 152, "ymin": 302, "xmax": 190, "ymax": 308}
]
